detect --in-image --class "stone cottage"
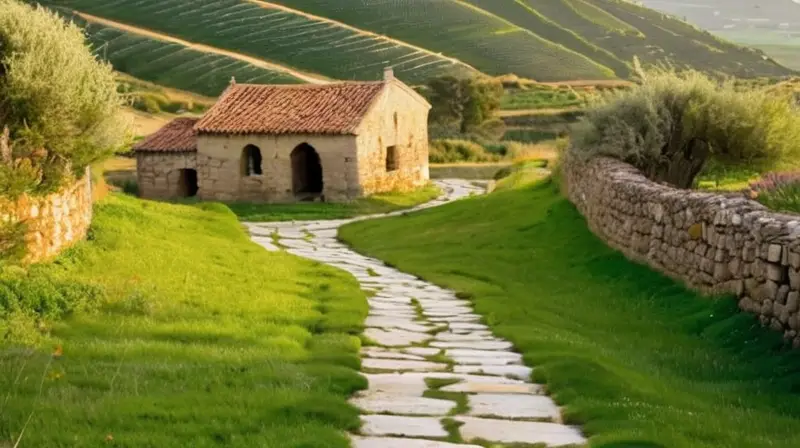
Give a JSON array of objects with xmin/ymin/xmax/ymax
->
[{"xmin": 133, "ymin": 68, "xmax": 431, "ymax": 202}]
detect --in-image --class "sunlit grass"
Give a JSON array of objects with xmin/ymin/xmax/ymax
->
[{"xmin": 1, "ymin": 194, "xmax": 367, "ymax": 446}]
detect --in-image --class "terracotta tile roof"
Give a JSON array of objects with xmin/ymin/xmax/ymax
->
[
  {"xmin": 194, "ymin": 82, "xmax": 387, "ymax": 135},
  {"xmin": 133, "ymin": 117, "xmax": 198, "ymax": 153}
]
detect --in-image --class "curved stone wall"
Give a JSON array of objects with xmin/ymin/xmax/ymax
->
[
  {"xmin": 565, "ymin": 157, "xmax": 800, "ymax": 346},
  {"xmin": 0, "ymin": 168, "xmax": 93, "ymax": 263}
]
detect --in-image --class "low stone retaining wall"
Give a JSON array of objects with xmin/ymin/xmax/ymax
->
[
  {"xmin": 0, "ymin": 168, "xmax": 93, "ymax": 263},
  {"xmin": 565, "ymin": 157, "xmax": 800, "ymax": 346}
]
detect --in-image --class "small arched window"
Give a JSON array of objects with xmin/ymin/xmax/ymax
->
[{"xmin": 242, "ymin": 144, "xmax": 263, "ymax": 176}]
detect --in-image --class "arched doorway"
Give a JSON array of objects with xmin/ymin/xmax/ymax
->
[
  {"xmin": 176, "ymin": 169, "xmax": 198, "ymax": 197},
  {"xmin": 291, "ymin": 143, "xmax": 323, "ymax": 198}
]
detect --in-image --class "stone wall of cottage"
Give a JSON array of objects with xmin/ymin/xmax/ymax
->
[
  {"xmin": 195, "ymin": 133, "xmax": 360, "ymax": 202},
  {"xmin": 0, "ymin": 168, "xmax": 92, "ymax": 263},
  {"xmin": 566, "ymin": 156, "xmax": 800, "ymax": 346},
  {"xmin": 356, "ymin": 81, "xmax": 430, "ymax": 195},
  {"xmin": 136, "ymin": 152, "xmax": 198, "ymax": 199}
]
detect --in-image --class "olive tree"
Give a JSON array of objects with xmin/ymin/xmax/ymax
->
[
  {"xmin": 570, "ymin": 63, "xmax": 800, "ymax": 188},
  {"xmin": 423, "ymin": 76, "xmax": 504, "ymax": 137},
  {"xmin": 0, "ymin": 0, "xmax": 130, "ymax": 196}
]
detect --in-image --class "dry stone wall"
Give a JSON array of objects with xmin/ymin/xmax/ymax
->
[
  {"xmin": 565, "ymin": 157, "xmax": 800, "ymax": 346},
  {"xmin": 0, "ymin": 168, "xmax": 92, "ymax": 263}
]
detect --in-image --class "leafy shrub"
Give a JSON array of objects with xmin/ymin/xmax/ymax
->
[
  {"xmin": 0, "ymin": 0, "xmax": 130, "ymax": 197},
  {"xmin": 0, "ymin": 268, "xmax": 103, "ymax": 343},
  {"xmin": 570, "ymin": 64, "xmax": 800, "ymax": 188},
  {"xmin": 749, "ymin": 172, "xmax": 800, "ymax": 213},
  {"xmin": 0, "ymin": 157, "xmax": 42, "ymax": 198},
  {"xmin": 132, "ymin": 94, "xmax": 162, "ymax": 114},
  {"xmin": 0, "ymin": 270, "xmax": 102, "ymax": 321},
  {"xmin": 429, "ymin": 139, "xmax": 500, "ymax": 164}
]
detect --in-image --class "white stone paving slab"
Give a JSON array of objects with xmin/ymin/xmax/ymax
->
[
  {"xmin": 430, "ymin": 340, "xmax": 513, "ymax": 350},
  {"xmin": 450, "ymin": 356, "xmax": 522, "ymax": 366},
  {"xmin": 351, "ymin": 392, "xmax": 456, "ymax": 415},
  {"xmin": 360, "ymin": 415, "xmax": 448, "ymax": 438},
  {"xmin": 403, "ymin": 347, "xmax": 442, "ymax": 357},
  {"xmin": 361, "ymin": 373, "xmax": 429, "ymax": 396},
  {"xmin": 361, "ymin": 347, "xmax": 426, "ymax": 361},
  {"xmin": 456, "ymin": 417, "xmax": 586, "ymax": 446},
  {"xmin": 434, "ymin": 332, "xmax": 494, "ymax": 341},
  {"xmin": 365, "ymin": 328, "xmax": 430, "ymax": 347},
  {"xmin": 441, "ymin": 382, "xmax": 542, "ymax": 395},
  {"xmin": 363, "ymin": 358, "xmax": 448, "ymax": 372},
  {"xmin": 429, "ymin": 315, "xmax": 482, "ymax": 323},
  {"xmin": 350, "ymin": 437, "xmax": 483, "ymax": 448},
  {"xmin": 467, "ymin": 393, "xmax": 560, "ymax": 420},
  {"xmin": 453, "ymin": 364, "xmax": 533, "ymax": 380},
  {"xmin": 448, "ymin": 322, "xmax": 490, "ymax": 332}
]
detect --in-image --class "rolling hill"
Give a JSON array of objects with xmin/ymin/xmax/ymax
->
[
  {"xmin": 37, "ymin": 0, "xmax": 795, "ymax": 98},
  {"xmin": 639, "ymin": 0, "xmax": 800, "ymax": 70}
]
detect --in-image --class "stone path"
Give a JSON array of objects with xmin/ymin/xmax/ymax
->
[{"xmin": 245, "ymin": 180, "xmax": 587, "ymax": 447}]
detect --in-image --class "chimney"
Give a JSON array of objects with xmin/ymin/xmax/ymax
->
[
  {"xmin": 230, "ymin": 76, "xmax": 236, "ymax": 85},
  {"xmin": 383, "ymin": 67, "xmax": 394, "ymax": 81}
]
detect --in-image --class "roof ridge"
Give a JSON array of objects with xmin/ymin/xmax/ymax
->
[{"xmin": 231, "ymin": 80, "xmax": 387, "ymax": 89}]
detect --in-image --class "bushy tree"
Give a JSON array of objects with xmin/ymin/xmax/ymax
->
[
  {"xmin": 570, "ymin": 64, "xmax": 800, "ymax": 188},
  {"xmin": 0, "ymin": 0, "xmax": 130, "ymax": 196},
  {"xmin": 424, "ymin": 76, "xmax": 503, "ymax": 135}
]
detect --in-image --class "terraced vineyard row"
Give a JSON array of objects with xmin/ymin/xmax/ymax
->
[
  {"xmin": 41, "ymin": 0, "xmax": 477, "ymax": 84},
  {"xmin": 35, "ymin": 0, "xmax": 795, "ymax": 88},
  {"xmin": 462, "ymin": 0, "xmax": 630, "ymax": 77},
  {"xmin": 562, "ymin": 0, "xmax": 642, "ymax": 36},
  {"xmin": 269, "ymin": 0, "xmax": 615, "ymax": 80},
  {"xmin": 590, "ymin": 0, "xmax": 789, "ymax": 77},
  {"xmin": 270, "ymin": 0, "xmax": 791, "ymax": 78},
  {"xmin": 68, "ymin": 18, "xmax": 305, "ymax": 97}
]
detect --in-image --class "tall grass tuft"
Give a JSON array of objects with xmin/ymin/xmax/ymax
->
[{"xmin": 749, "ymin": 172, "xmax": 800, "ymax": 214}]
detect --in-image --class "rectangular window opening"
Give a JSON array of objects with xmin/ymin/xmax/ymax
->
[{"xmin": 386, "ymin": 145, "xmax": 398, "ymax": 172}]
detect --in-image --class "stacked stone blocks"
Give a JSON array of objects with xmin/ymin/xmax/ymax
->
[
  {"xmin": 566, "ymin": 157, "xmax": 800, "ymax": 346},
  {"xmin": 0, "ymin": 168, "xmax": 92, "ymax": 263}
]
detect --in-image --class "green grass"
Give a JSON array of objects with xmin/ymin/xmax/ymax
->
[
  {"xmin": 429, "ymin": 163, "xmax": 510, "ymax": 180},
  {"xmin": 339, "ymin": 179, "xmax": 800, "ymax": 447},
  {"xmin": 226, "ymin": 184, "xmax": 441, "ymax": 222},
  {"xmin": 0, "ymin": 194, "xmax": 368, "ymax": 446},
  {"xmin": 492, "ymin": 160, "xmax": 549, "ymax": 191},
  {"xmin": 501, "ymin": 86, "xmax": 585, "ymax": 110},
  {"xmin": 696, "ymin": 169, "xmax": 759, "ymax": 192}
]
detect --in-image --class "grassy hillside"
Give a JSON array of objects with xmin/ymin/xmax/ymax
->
[
  {"xmin": 339, "ymin": 180, "xmax": 800, "ymax": 448},
  {"xmin": 34, "ymin": 0, "xmax": 794, "ymax": 97}
]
